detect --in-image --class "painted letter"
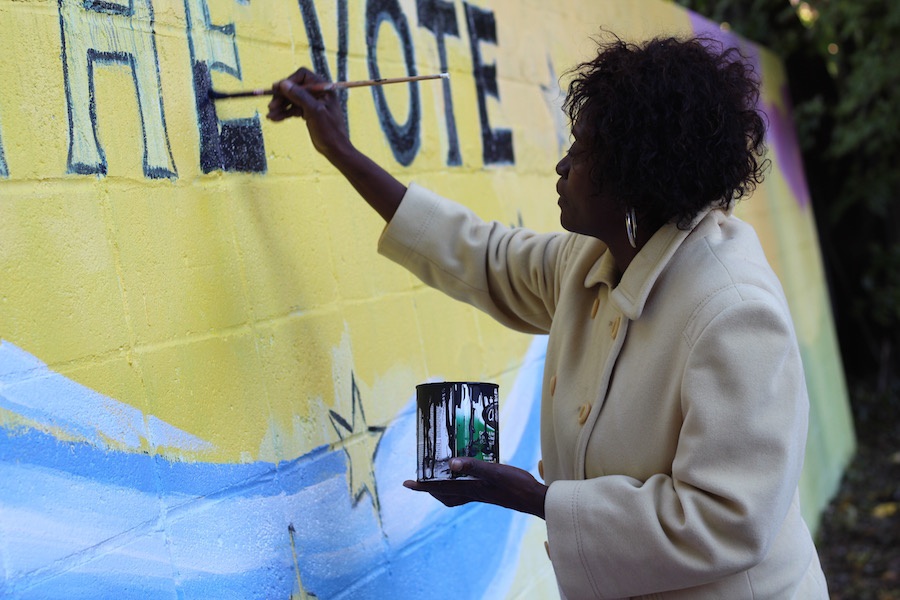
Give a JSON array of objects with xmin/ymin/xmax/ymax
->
[
  {"xmin": 185, "ymin": 0, "xmax": 266, "ymax": 173},
  {"xmin": 366, "ymin": 0, "xmax": 421, "ymax": 166},
  {"xmin": 463, "ymin": 3, "xmax": 514, "ymax": 165},
  {"xmin": 297, "ymin": 0, "xmax": 350, "ymax": 130},
  {"xmin": 416, "ymin": 0, "xmax": 462, "ymax": 166},
  {"xmin": 58, "ymin": 0, "xmax": 177, "ymax": 178}
]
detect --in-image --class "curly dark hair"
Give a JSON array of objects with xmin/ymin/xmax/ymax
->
[{"xmin": 563, "ymin": 34, "xmax": 769, "ymax": 229}]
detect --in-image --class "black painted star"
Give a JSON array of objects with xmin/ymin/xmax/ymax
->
[{"xmin": 328, "ymin": 372, "xmax": 386, "ymax": 511}]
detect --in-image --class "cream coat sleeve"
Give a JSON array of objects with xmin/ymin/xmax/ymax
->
[
  {"xmin": 378, "ymin": 183, "xmax": 568, "ymax": 334},
  {"xmin": 545, "ymin": 284, "xmax": 810, "ymax": 598}
]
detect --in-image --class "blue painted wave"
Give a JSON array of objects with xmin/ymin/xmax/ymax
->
[{"xmin": 0, "ymin": 337, "xmax": 547, "ymax": 599}]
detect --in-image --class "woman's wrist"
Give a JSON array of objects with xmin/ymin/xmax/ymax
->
[
  {"xmin": 527, "ymin": 482, "xmax": 549, "ymax": 520},
  {"xmin": 321, "ymin": 134, "xmax": 357, "ymax": 168},
  {"xmin": 332, "ymin": 144, "xmax": 406, "ymax": 223}
]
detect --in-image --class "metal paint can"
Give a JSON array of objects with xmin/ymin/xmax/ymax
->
[{"xmin": 415, "ymin": 382, "xmax": 499, "ymax": 481}]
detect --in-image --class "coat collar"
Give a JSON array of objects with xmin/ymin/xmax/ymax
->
[
  {"xmin": 584, "ymin": 206, "xmax": 723, "ymax": 320},
  {"xmin": 582, "ymin": 247, "xmax": 619, "ymax": 290}
]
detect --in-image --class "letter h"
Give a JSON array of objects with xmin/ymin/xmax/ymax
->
[{"xmin": 58, "ymin": 0, "xmax": 177, "ymax": 178}]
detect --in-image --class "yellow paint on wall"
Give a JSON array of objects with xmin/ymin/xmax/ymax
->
[{"xmin": 0, "ymin": 191, "xmax": 131, "ymax": 365}]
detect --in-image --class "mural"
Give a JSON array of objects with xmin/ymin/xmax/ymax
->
[
  {"xmin": 186, "ymin": 0, "xmax": 267, "ymax": 173},
  {"xmin": 416, "ymin": 0, "xmax": 463, "ymax": 165},
  {"xmin": 0, "ymin": 0, "xmax": 854, "ymax": 598},
  {"xmin": 58, "ymin": 0, "xmax": 177, "ymax": 178},
  {"xmin": 298, "ymin": 0, "xmax": 350, "ymax": 130},
  {"xmin": 464, "ymin": 1, "xmax": 513, "ymax": 165},
  {"xmin": 363, "ymin": 0, "xmax": 419, "ymax": 166},
  {"xmin": 0, "ymin": 337, "xmax": 545, "ymax": 598}
]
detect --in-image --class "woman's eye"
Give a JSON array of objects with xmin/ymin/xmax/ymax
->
[{"xmin": 568, "ymin": 143, "xmax": 584, "ymax": 160}]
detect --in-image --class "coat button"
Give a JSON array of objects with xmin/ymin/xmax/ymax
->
[
  {"xmin": 578, "ymin": 403, "xmax": 591, "ymax": 425},
  {"xmin": 610, "ymin": 315, "xmax": 621, "ymax": 339},
  {"xmin": 538, "ymin": 459, "xmax": 544, "ymax": 480},
  {"xmin": 591, "ymin": 297, "xmax": 600, "ymax": 319},
  {"xmin": 549, "ymin": 375, "xmax": 557, "ymax": 396},
  {"xmin": 544, "ymin": 540, "xmax": 551, "ymax": 558}
]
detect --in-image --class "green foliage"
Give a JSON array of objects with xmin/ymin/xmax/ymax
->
[{"xmin": 674, "ymin": 0, "xmax": 900, "ymax": 395}]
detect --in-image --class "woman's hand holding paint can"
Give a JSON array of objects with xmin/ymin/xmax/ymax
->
[
  {"xmin": 404, "ymin": 458, "xmax": 548, "ymax": 519},
  {"xmin": 406, "ymin": 381, "xmax": 548, "ymax": 519}
]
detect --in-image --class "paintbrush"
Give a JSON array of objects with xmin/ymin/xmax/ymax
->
[{"xmin": 209, "ymin": 73, "xmax": 449, "ymax": 100}]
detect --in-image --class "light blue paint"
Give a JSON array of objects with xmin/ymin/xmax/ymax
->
[
  {"xmin": 0, "ymin": 337, "xmax": 548, "ymax": 599},
  {"xmin": 0, "ymin": 125, "xmax": 7, "ymax": 178},
  {"xmin": 0, "ymin": 340, "xmax": 213, "ymax": 452}
]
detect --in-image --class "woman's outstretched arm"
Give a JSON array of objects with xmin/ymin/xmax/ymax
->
[{"xmin": 266, "ymin": 67, "xmax": 406, "ymax": 223}]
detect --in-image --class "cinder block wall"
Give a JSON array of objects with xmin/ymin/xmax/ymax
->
[{"xmin": 0, "ymin": 1, "xmax": 854, "ymax": 598}]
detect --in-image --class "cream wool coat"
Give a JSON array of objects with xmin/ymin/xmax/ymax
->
[{"xmin": 379, "ymin": 184, "xmax": 829, "ymax": 599}]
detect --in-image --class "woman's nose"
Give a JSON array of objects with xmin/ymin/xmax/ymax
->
[{"xmin": 556, "ymin": 155, "xmax": 569, "ymax": 177}]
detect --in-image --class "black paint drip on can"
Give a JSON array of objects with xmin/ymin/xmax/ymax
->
[{"xmin": 416, "ymin": 382, "xmax": 499, "ymax": 481}]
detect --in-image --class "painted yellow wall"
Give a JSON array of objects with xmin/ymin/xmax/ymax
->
[
  {"xmin": 0, "ymin": 0, "xmax": 854, "ymax": 597},
  {"xmin": 0, "ymin": 0, "xmax": 691, "ymax": 463}
]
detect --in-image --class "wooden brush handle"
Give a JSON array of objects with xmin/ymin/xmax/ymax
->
[{"xmin": 210, "ymin": 73, "xmax": 447, "ymax": 99}]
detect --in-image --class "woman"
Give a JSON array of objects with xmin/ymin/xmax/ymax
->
[{"xmin": 267, "ymin": 35, "xmax": 828, "ymax": 599}]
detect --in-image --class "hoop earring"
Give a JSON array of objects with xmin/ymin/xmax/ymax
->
[{"xmin": 625, "ymin": 208, "xmax": 638, "ymax": 249}]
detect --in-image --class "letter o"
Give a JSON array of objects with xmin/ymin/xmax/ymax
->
[{"xmin": 366, "ymin": 0, "xmax": 421, "ymax": 166}]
